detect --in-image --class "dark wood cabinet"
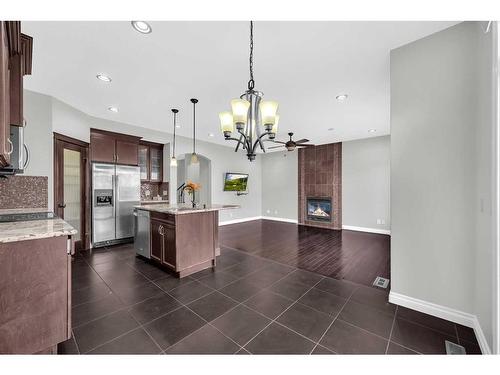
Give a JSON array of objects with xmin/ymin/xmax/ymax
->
[
  {"xmin": 138, "ymin": 141, "xmax": 163, "ymax": 182},
  {"xmin": 0, "ymin": 22, "xmax": 10, "ymax": 168},
  {"xmin": 0, "ymin": 21, "xmax": 32, "ymax": 168},
  {"xmin": 150, "ymin": 218, "xmax": 163, "ymax": 262},
  {"xmin": 90, "ymin": 129, "xmax": 141, "ymax": 165},
  {"xmin": 148, "ymin": 211, "xmax": 216, "ymax": 277}
]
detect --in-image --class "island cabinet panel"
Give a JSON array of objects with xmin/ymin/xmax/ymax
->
[
  {"xmin": 148, "ymin": 211, "xmax": 216, "ymax": 277},
  {"xmin": 0, "ymin": 236, "xmax": 71, "ymax": 354},
  {"xmin": 150, "ymin": 218, "xmax": 163, "ymax": 262}
]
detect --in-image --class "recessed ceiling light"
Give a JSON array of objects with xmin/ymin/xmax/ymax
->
[
  {"xmin": 208, "ymin": 133, "xmax": 214, "ymax": 137},
  {"xmin": 336, "ymin": 94, "xmax": 348, "ymax": 102},
  {"xmin": 96, "ymin": 74, "xmax": 112, "ymax": 83},
  {"xmin": 368, "ymin": 129, "xmax": 377, "ymax": 133},
  {"xmin": 131, "ymin": 21, "xmax": 152, "ymax": 34},
  {"xmin": 108, "ymin": 106, "xmax": 119, "ymax": 113},
  {"xmin": 327, "ymin": 127, "xmax": 334, "ymax": 131}
]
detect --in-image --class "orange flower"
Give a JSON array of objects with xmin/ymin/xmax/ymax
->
[{"xmin": 184, "ymin": 181, "xmax": 201, "ymax": 192}]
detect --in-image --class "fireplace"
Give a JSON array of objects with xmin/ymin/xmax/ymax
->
[{"xmin": 307, "ymin": 197, "xmax": 332, "ymax": 222}]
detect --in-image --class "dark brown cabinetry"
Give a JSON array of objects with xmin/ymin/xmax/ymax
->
[
  {"xmin": 138, "ymin": 141, "xmax": 163, "ymax": 182},
  {"xmin": 0, "ymin": 21, "xmax": 33, "ymax": 168},
  {"xmin": 149, "ymin": 211, "xmax": 217, "ymax": 277},
  {"xmin": 90, "ymin": 129, "xmax": 141, "ymax": 165}
]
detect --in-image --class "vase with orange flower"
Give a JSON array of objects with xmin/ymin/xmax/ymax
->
[{"xmin": 182, "ymin": 181, "xmax": 201, "ymax": 208}]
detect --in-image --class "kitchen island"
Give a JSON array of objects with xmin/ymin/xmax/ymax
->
[{"xmin": 135, "ymin": 203, "xmax": 239, "ymax": 278}]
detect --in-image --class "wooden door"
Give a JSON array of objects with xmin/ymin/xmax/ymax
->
[
  {"xmin": 54, "ymin": 133, "xmax": 90, "ymax": 251},
  {"xmin": 162, "ymin": 224, "xmax": 176, "ymax": 268},
  {"xmin": 90, "ymin": 132, "xmax": 115, "ymax": 163},
  {"xmin": 0, "ymin": 22, "xmax": 10, "ymax": 168},
  {"xmin": 150, "ymin": 219, "xmax": 163, "ymax": 262},
  {"xmin": 115, "ymin": 139, "xmax": 138, "ymax": 166}
]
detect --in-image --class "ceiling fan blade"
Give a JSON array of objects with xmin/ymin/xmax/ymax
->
[
  {"xmin": 268, "ymin": 145, "xmax": 285, "ymax": 149},
  {"xmin": 297, "ymin": 144, "xmax": 315, "ymax": 147},
  {"xmin": 271, "ymin": 141, "xmax": 287, "ymax": 144},
  {"xmin": 295, "ymin": 139, "xmax": 310, "ymax": 144}
]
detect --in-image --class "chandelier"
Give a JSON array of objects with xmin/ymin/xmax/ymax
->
[{"xmin": 219, "ymin": 21, "xmax": 279, "ymax": 161}]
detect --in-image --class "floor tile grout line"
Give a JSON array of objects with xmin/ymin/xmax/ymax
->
[
  {"xmin": 384, "ymin": 305, "xmax": 398, "ymax": 354},
  {"xmin": 238, "ymin": 277, "xmax": 326, "ymax": 353},
  {"xmin": 308, "ymin": 284, "xmax": 357, "ymax": 354},
  {"xmin": 394, "ymin": 314, "xmax": 460, "ymax": 340}
]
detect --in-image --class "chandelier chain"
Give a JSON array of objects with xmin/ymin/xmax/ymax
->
[{"xmin": 248, "ymin": 21, "xmax": 255, "ymax": 90}]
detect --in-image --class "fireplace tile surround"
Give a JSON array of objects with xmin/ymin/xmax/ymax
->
[{"xmin": 298, "ymin": 143, "xmax": 342, "ymax": 230}]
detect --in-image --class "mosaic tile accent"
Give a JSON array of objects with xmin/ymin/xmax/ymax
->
[
  {"xmin": 140, "ymin": 181, "xmax": 169, "ymax": 201},
  {"xmin": 0, "ymin": 176, "xmax": 48, "ymax": 209}
]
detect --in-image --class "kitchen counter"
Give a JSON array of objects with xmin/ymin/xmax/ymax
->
[
  {"xmin": 135, "ymin": 203, "xmax": 239, "ymax": 215},
  {"xmin": 0, "ymin": 208, "xmax": 77, "ymax": 243},
  {"xmin": 140, "ymin": 200, "xmax": 169, "ymax": 205}
]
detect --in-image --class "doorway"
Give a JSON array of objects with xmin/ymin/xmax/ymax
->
[{"xmin": 53, "ymin": 133, "xmax": 90, "ymax": 251}]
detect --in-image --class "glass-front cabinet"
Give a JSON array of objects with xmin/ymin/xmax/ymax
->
[
  {"xmin": 138, "ymin": 144, "xmax": 149, "ymax": 181},
  {"xmin": 139, "ymin": 141, "xmax": 163, "ymax": 182}
]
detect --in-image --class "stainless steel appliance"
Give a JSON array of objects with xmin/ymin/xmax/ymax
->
[
  {"xmin": 0, "ymin": 125, "xmax": 30, "ymax": 175},
  {"xmin": 134, "ymin": 208, "xmax": 151, "ymax": 258},
  {"xmin": 92, "ymin": 163, "xmax": 140, "ymax": 247}
]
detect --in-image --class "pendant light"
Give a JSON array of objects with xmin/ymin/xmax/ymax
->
[
  {"xmin": 190, "ymin": 98, "xmax": 199, "ymax": 164},
  {"xmin": 170, "ymin": 108, "xmax": 179, "ymax": 167},
  {"xmin": 219, "ymin": 21, "xmax": 279, "ymax": 162}
]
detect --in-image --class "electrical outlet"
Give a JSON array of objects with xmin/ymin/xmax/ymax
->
[
  {"xmin": 377, "ymin": 219, "xmax": 385, "ymax": 225},
  {"xmin": 163, "ymin": 190, "xmax": 168, "ymax": 196},
  {"xmin": 266, "ymin": 209, "xmax": 270, "ymax": 214},
  {"xmin": 145, "ymin": 190, "xmax": 151, "ymax": 197}
]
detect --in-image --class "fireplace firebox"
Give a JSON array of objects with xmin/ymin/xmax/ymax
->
[{"xmin": 307, "ymin": 197, "xmax": 332, "ymax": 222}]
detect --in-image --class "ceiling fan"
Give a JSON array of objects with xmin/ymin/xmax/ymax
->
[{"xmin": 268, "ymin": 132, "xmax": 315, "ymax": 151}]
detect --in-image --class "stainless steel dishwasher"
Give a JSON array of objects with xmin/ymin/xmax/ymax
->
[{"xmin": 134, "ymin": 208, "xmax": 151, "ymax": 258}]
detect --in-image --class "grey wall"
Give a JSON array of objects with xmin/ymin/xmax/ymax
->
[
  {"xmin": 23, "ymin": 90, "xmax": 53, "ymax": 209},
  {"xmin": 391, "ymin": 21, "xmax": 495, "ymax": 350},
  {"xmin": 261, "ymin": 150, "xmax": 298, "ymax": 221},
  {"xmin": 22, "ymin": 91, "xmax": 262, "ymax": 223},
  {"xmin": 342, "ymin": 135, "xmax": 391, "ymax": 231}
]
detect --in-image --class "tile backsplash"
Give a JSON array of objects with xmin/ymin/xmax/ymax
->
[
  {"xmin": 0, "ymin": 176, "xmax": 48, "ymax": 209},
  {"xmin": 140, "ymin": 181, "xmax": 169, "ymax": 201}
]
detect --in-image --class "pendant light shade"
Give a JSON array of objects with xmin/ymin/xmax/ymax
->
[
  {"xmin": 231, "ymin": 99, "xmax": 250, "ymax": 129},
  {"xmin": 219, "ymin": 111, "xmax": 234, "ymax": 137},
  {"xmin": 190, "ymin": 98, "xmax": 199, "ymax": 164},
  {"xmin": 171, "ymin": 108, "xmax": 179, "ymax": 168}
]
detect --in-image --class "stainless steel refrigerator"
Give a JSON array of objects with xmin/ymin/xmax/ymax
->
[{"xmin": 92, "ymin": 163, "xmax": 140, "ymax": 248}]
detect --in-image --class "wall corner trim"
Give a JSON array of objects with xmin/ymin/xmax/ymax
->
[
  {"xmin": 342, "ymin": 225, "xmax": 391, "ymax": 235},
  {"xmin": 389, "ymin": 291, "xmax": 491, "ymax": 354}
]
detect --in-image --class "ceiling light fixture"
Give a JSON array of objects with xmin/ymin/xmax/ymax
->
[
  {"xmin": 219, "ymin": 21, "xmax": 279, "ymax": 162},
  {"xmin": 170, "ymin": 109, "xmax": 179, "ymax": 167},
  {"xmin": 131, "ymin": 21, "xmax": 152, "ymax": 34},
  {"xmin": 368, "ymin": 129, "xmax": 377, "ymax": 133},
  {"xmin": 96, "ymin": 74, "xmax": 112, "ymax": 83},
  {"xmin": 108, "ymin": 106, "xmax": 119, "ymax": 113},
  {"xmin": 336, "ymin": 94, "xmax": 348, "ymax": 102},
  {"xmin": 190, "ymin": 98, "xmax": 199, "ymax": 164}
]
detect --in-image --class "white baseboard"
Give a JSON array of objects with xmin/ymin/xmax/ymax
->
[
  {"xmin": 342, "ymin": 225, "xmax": 391, "ymax": 235},
  {"xmin": 219, "ymin": 216, "xmax": 299, "ymax": 226},
  {"xmin": 261, "ymin": 216, "xmax": 298, "ymax": 224},
  {"xmin": 389, "ymin": 291, "xmax": 491, "ymax": 354},
  {"xmin": 218, "ymin": 216, "xmax": 262, "ymax": 226}
]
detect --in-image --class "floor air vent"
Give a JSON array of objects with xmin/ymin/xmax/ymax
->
[
  {"xmin": 373, "ymin": 276, "xmax": 389, "ymax": 289},
  {"xmin": 445, "ymin": 341, "xmax": 466, "ymax": 354}
]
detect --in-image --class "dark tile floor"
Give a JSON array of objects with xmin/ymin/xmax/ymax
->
[{"xmin": 59, "ymin": 243, "xmax": 481, "ymax": 355}]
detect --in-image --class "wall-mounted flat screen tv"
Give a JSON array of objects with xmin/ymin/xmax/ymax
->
[{"xmin": 223, "ymin": 173, "xmax": 249, "ymax": 192}]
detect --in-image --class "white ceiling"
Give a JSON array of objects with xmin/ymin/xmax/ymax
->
[{"xmin": 23, "ymin": 21, "xmax": 457, "ymax": 147}]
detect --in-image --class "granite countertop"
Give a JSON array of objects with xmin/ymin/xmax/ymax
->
[
  {"xmin": 140, "ymin": 200, "xmax": 169, "ymax": 204},
  {"xmin": 0, "ymin": 208, "xmax": 78, "ymax": 244},
  {"xmin": 135, "ymin": 203, "xmax": 240, "ymax": 215}
]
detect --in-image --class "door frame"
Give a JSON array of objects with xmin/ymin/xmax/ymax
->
[{"xmin": 53, "ymin": 132, "xmax": 90, "ymax": 252}]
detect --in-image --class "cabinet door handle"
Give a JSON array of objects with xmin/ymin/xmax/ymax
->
[{"xmin": 6, "ymin": 139, "xmax": 14, "ymax": 155}]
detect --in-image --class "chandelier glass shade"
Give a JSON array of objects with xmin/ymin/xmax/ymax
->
[{"xmin": 219, "ymin": 21, "xmax": 279, "ymax": 162}]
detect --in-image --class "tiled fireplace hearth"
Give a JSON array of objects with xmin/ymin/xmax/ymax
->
[{"xmin": 298, "ymin": 143, "xmax": 342, "ymax": 230}]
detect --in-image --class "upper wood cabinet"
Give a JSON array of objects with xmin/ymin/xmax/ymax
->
[
  {"xmin": 0, "ymin": 22, "xmax": 11, "ymax": 168},
  {"xmin": 90, "ymin": 129, "xmax": 141, "ymax": 166},
  {"xmin": 138, "ymin": 141, "xmax": 163, "ymax": 182}
]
